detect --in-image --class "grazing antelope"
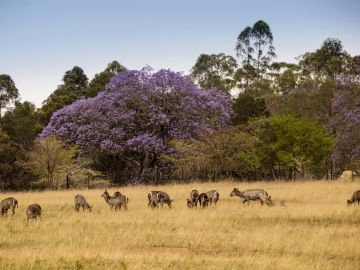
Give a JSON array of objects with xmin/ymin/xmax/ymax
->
[
  {"xmin": 206, "ymin": 190, "xmax": 220, "ymax": 206},
  {"xmin": 198, "ymin": 193, "xmax": 209, "ymax": 208},
  {"xmin": 190, "ymin": 190, "xmax": 199, "ymax": 207},
  {"xmin": 147, "ymin": 191, "xmax": 173, "ymax": 208},
  {"xmin": 148, "ymin": 191, "xmax": 160, "ymax": 208},
  {"xmin": 187, "ymin": 198, "xmax": 194, "ymax": 208},
  {"xmin": 101, "ymin": 190, "xmax": 128, "ymax": 210},
  {"xmin": 26, "ymin": 204, "xmax": 41, "ymax": 221},
  {"xmin": 230, "ymin": 188, "xmax": 274, "ymax": 206},
  {"xmin": 149, "ymin": 192, "xmax": 160, "ymax": 209},
  {"xmin": 74, "ymin": 194, "xmax": 92, "ymax": 212},
  {"xmin": 0, "ymin": 197, "xmax": 18, "ymax": 216},
  {"xmin": 347, "ymin": 190, "xmax": 360, "ymax": 206}
]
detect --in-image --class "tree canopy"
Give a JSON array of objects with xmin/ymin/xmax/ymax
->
[
  {"xmin": 190, "ymin": 53, "xmax": 237, "ymax": 93},
  {"xmin": 1, "ymin": 21, "xmax": 360, "ymax": 190},
  {"xmin": 39, "ymin": 66, "xmax": 88, "ymax": 124},
  {"xmin": 86, "ymin": 60, "xmax": 127, "ymax": 97},
  {"xmin": 41, "ymin": 68, "xmax": 233, "ymax": 184},
  {"xmin": 235, "ymin": 20, "xmax": 275, "ymax": 91},
  {"xmin": 0, "ymin": 74, "xmax": 19, "ymax": 116}
]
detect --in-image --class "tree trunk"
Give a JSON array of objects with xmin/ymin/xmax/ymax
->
[{"xmin": 272, "ymin": 169, "xmax": 277, "ymax": 181}]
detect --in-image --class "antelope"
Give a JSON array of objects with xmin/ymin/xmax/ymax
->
[
  {"xmin": 149, "ymin": 192, "xmax": 160, "ymax": 209},
  {"xmin": 101, "ymin": 190, "xmax": 128, "ymax": 210},
  {"xmin": 347, "ymin": 190, "xmax": 360, "ymax": 206},
  {"xmin": 187, "ymin": 198, "xmax": 195, "ymax": 208},
  {"xmin": 74, "ymin": 194, "xmax": 92, "ymax": 212},
  {"xmin": 0, "ymin": 197, "xmax": 18, "ymax": 216},
  {"xmin": 206, "ymin": 190, "xmax": 220, "ymax": 206},
  {"xmin": 26, "ymin": 204, "xmax": 41, "ymax": 221},
  {"xmin": 230, "ymin": 188, "xmax": 274, "ymax": 206},
  {"xmin": 198, "ymin": 193, "xmax": 209, "ymax": 208},
  {"xmin": 147, "ymin": 191, "xmax": 173, "ymax": 208},
  {"xmin": 189, "ymin": 190, "xmax": 199, "ymax": 207}
]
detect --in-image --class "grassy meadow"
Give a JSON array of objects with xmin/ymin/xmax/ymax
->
[{"xmin": 1, "ymin": 180, "xmax": 360, "ymax": 270}]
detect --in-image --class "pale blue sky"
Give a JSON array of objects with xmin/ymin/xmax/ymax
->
[{"xmin": 1, "ymin": 0, "xmax": 359, "ymax": 107}]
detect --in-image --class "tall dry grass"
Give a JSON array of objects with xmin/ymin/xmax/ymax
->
[{"xmin": 1, "ymin": 180, "xmax": 360, "ymax": 270}]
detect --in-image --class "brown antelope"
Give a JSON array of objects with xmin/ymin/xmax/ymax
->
[
  {"xmin": 190, "ymin": 190, "xmax": 199, "ymax": 207},
  {"xmin": 347, "ymin": 190, "xmax": 360, "ymax": 206},
  {"xmin": 149, "ymin": 192, "xmax": 160, "ymax": 209},
  {"xmin": 187, "ymin": 198, "xmax": 194, "ymax": 208},
  {"xmin": 101, "ymin": 190, "xmax": 128, "ymax": 210},
  {"xmin": 0, "ymin": 197, "xmax": 18, "ymax": 216},
  {"xmin": 26, "ymin": 204, "xmax": 41, "ymax": 221},
  {"xmin": 230, "ymin": 188, "xmax": 274, "ymax": 206},
  {"xmin": 147, "ymin": 191, "xmax": 173, "ymax": 208},
  {"xmin": 74, "ymin": 194, "xmax": 92, "ymax": 212},
  {"xmin": 198, "ymin": 193, "xmax": 209, "ymax": 208},
  {"xmin": 206, "ymin": 190, "xmax": 220, "ymax": 206}
]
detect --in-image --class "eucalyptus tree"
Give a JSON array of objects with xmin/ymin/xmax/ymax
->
[
  {"xmin": 40, "ymin": 66, "xmax": 88, "ymax": 125},
  {"xmin": 251, "ymin": 20, "xmax": 276, "ymax": 79},
  {"xmin": 298, "ymin": 38, "xmax": 356, "ymax": 81},
  {"xmin": 86, "ymin": 60, "xmax": 127, "ymax": 97},
  {"xmin": 235, "ymin": 20, "xmax": 275, "ymax": 87},
  {"xmin": 0, "ymin": 74, "xmax": 19, "ymax": 116},
  {"xmin": 191, "ymin": 53, "xmax": 238, "ymax": 93}
]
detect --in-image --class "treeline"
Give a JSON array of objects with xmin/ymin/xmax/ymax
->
[
  {"xmin": 0, "ymin": 61, "xmax": 126, "ymax": 189},
  {"xmin": 0, "ymin": 20, "xmax": 359, "ymax": 189}
]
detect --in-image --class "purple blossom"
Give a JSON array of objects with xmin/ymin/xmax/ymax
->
[
  {"xmin": 331, "ymin": 75, "xmax": 360, "ymax": 168},
  {"xmin": 40, "ymin": 67, "xmax": 233, "ymax": 183}
]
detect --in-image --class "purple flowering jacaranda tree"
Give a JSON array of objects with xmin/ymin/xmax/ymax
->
[
  {"xmin": 331, "ymin": 74, "xmax": 360, "ymax": 172},
  {"xmin": 40, "ymin": 67, "xmax": 233, "ymax": 184}
]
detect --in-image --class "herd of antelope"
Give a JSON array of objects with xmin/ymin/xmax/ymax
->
[{"xmin": 1, "ymin": 187, "xmax": 360, "ymax": 221}]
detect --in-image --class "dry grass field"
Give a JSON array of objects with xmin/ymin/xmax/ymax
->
[{"xmin": 1, "ymin": 180, "xmax": 360, "ymax": 270}]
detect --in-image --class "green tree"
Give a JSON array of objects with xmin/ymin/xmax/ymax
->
[
  {"xmin": 235, "ymin": 26, "xmax": 255, "ymax": 88},
  {"xmin": 234, "ymin": 64, "xmax": 257, "ymax": 90},
  {"xmin": 251, "ymin": 20, "xmax": 276, "ymax": 80},
  {"xmin": 251, "ymin": 115, "xmax": 334, "ymax": 179},
  {"xmin": 266, "ymin": 78, "xmax": 337, "ymax": 129},
  {"xmin": 0, "ymin": 74, "xmax": 19, "ymax": 116},
  {"xmin": 232, "ymin": 93, "xmax": 269, "ymax": 125},
  {"xmin": 0, "ymin": 129, "xmax": 23, "ymax": 190},
  {"xmin": 190, "ymin": 53, "xmax": 237, "ymax": 92},
  {"xmin": 40, "ymin": 66, "xmax": 88, "ymax": 124},
  {"xmin": 270, "ymin": 62, "xmax": 299, "ymax": 95},
  {"xmin": 236, "ymin": 21, "xmax": 275, "ymax": 81},
  {"xmin": 20, "ymin": 136, "xmax": 77, "ymax": 189},
  {"xmin": 63, "ymin": 66, "xmax": 89, "ymax": 92},
  {"xmin": 236, "ymin": 26, "xmax": 253, "ymax": 67},
  {"xmin": 275, "ymin": 69, "xmax": 297, "ymax": 94},
  {"xmin": 86, "ymin": 60, "xmax": 126, "ymax": 97},
  {"xmin": 168, "ymin": 127, "xmax": 258, "ymax": 180},
  {"xmin": 1, "ymin": 101, "xmax": 42, "ymax": 148},
  {"xmin": 298, "ymin": 38, "xmax": 356, "ymax": 80}
]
